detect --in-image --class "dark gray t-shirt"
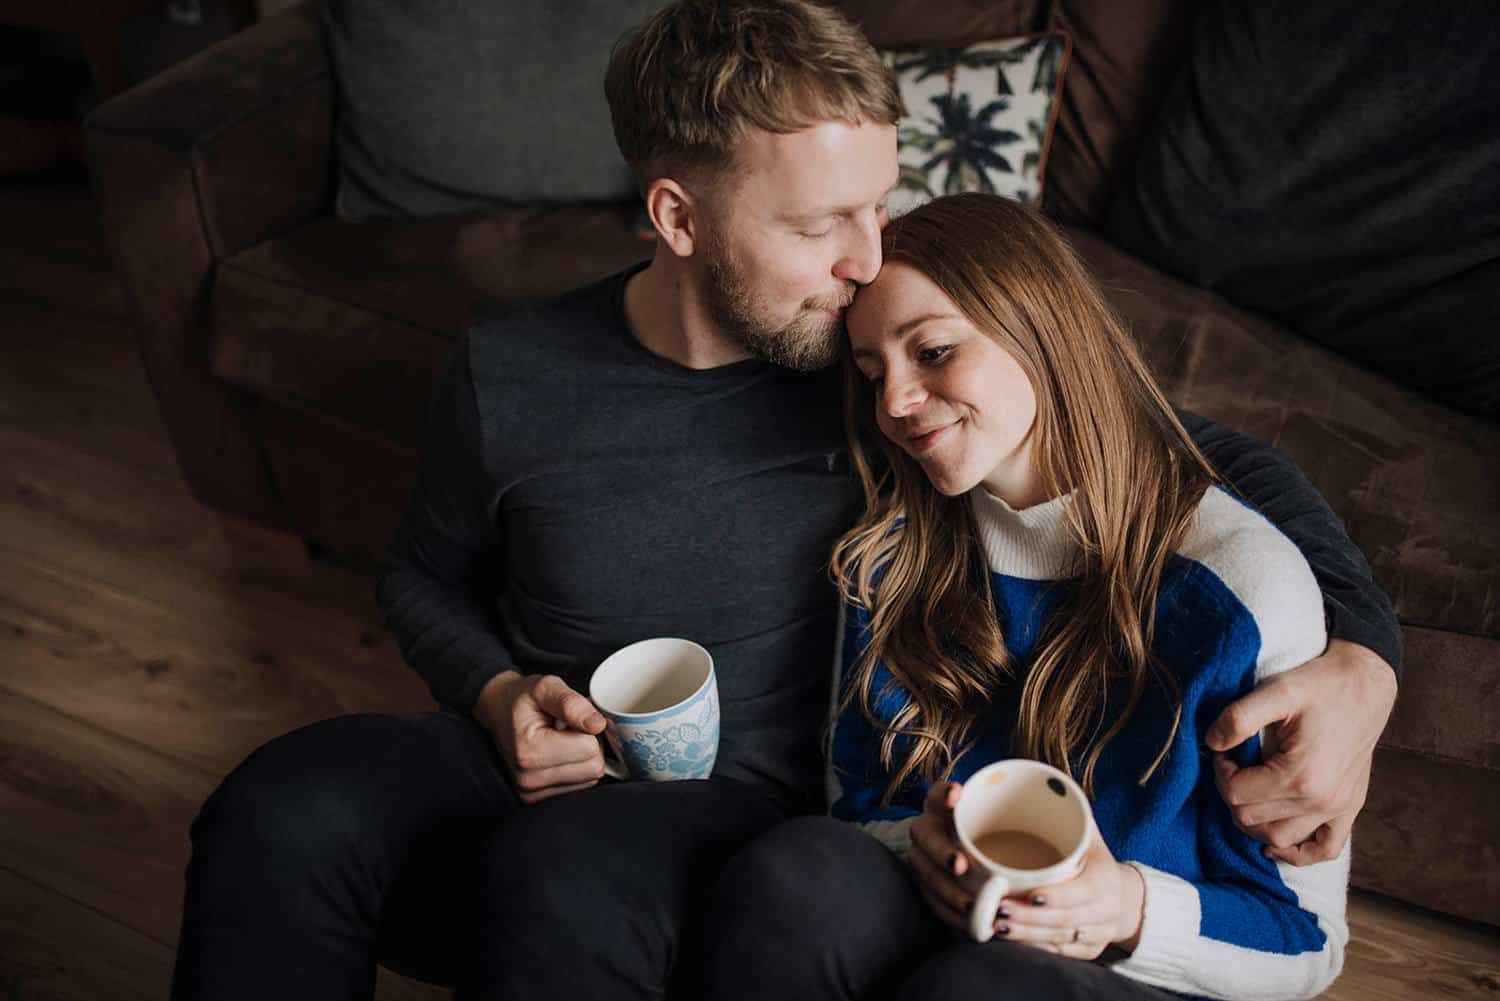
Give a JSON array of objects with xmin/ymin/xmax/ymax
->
[
  {"xmin": 376, "ymin": 265, "xmax": 1401, "ymax": 810},
  {"xmin": 377, "ymin": 264, "xmax": 862, "ymax": 807}
]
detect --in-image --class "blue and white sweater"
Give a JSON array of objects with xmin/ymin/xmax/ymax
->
[{"xmin": 827, "ymin": 486, "xmax": 1349, "ymax": 1000}]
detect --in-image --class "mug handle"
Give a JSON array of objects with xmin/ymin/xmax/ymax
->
[
  {"xmin": 556, "ymin": 716, "xmax": 632, "ymax": 781},
  {"xmin": 598, "ymin": 727, "xmax": 630, "ymax": 781},
  {"xmin": 969, "ymin": 872, "xmax": 1011, "ymax": 943},
  {"xmin": 601, "ymin": 750, "xmax": 630, "ymax": 781}
]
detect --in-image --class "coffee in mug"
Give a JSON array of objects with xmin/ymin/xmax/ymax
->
[{"xmin": 971, "ymin": 830, "xmax": 1067, "ymax": 870}]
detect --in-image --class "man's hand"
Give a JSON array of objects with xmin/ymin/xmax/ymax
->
[
  {"xmin": 1206, "ymin": 639, "xmax": 1397, "ymax": 865},
  {"xmin": 475, "ymin": 672, "xmax": 610, "ymax": 804}
]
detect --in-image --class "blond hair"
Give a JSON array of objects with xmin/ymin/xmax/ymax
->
[
  {"xmin": 605, "ymin": 0, "xmax": 902, "ymax": 190},
  {"xmin": 831, "ymin": 192, "xmax": 1220, "ymax": 801}
]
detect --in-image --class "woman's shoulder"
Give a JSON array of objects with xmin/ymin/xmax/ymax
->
[{"xmin": 1175, "ymin": 486, "xmax": 1327, "ymax": 677}]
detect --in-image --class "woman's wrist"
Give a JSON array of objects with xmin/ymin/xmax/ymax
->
[{"xmin": 1113, "ymin": 862, "xmax": 1146, "ymax": 952}]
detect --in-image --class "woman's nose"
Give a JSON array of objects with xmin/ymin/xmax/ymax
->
[{"xmin": 882, "ymin": 376, "xmax": 925, "ymax": 418}]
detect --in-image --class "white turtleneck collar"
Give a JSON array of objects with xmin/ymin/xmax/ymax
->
[{"xmin": 968, "ymin": 487, "xmax": 1080, "ymax": 581}]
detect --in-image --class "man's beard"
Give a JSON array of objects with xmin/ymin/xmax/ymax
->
[{"xmin": 704, "ymin": 241, "xmax": 854, "ymax": 373}]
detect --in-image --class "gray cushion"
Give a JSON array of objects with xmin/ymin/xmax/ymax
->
[
  {"xmin": 323, "ymin": 0, "xmax": 669, "ymax": 221},
  {"xmin": 1103, "ymin": 1, "xmax": 1500, "ymax": 419}
]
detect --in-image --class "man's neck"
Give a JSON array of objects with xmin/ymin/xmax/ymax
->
[{"xmin": 623, "ymin": 251, "xmax": 753, "ymax": 371}]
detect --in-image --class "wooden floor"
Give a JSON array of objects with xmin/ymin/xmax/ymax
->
[{"xmin": 1, "ymin": 177, "xmax": 1496, "ymax": 1000}]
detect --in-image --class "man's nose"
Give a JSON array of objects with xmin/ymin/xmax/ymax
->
[{"xmin": 834, "ymin": 213, "xmax": 883, "ymax": 286}]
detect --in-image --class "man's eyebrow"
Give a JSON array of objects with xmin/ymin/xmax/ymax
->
[{"xmin": 850, "ymin": 312, "xmax": 958, "ymax": 360}]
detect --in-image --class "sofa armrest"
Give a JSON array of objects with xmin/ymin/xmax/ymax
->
[
  {"xmin": 82, "ymin": 3, "xmax": 333, "ymax": 529},
  {"xmin": 85, "ymin": 1, "xmax": 334, "ymax": 256}
]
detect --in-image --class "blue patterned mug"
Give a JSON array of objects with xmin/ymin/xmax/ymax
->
[{"xmin": 588, "ymin": 637, "xmax": 719, "ymax": 782}]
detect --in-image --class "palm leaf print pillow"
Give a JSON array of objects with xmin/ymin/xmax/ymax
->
[{"xmin": 884, "ymin": 33, "xmax": 1071, "ymax": 216}]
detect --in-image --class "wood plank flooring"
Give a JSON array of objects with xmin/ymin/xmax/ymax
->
[{"xmin": 1, "ymin": 177, "xmax": 1496, "ymax": 1000}]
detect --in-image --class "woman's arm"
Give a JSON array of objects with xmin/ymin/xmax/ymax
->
[
  {"xmin": 1179, "ymin": 408, "xmax": 1400, "ymax": 865},
  {"xmin": 826, "ymin": 601, "xmax": 921, "ymax": 855}
]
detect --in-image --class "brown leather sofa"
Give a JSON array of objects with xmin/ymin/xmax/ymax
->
[{"xmin": 83, "ymin": 0, "xmax": 1499, "ymax": 928}]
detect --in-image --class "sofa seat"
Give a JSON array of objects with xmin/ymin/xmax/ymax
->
[{"xmin": 208, "ymin": 203, "xmax": 654, "ymax": 443}]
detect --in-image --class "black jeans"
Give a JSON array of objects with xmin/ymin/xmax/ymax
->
[
  {"xmin": 169, "ymin": 710, "xmax": 788, "ymax": 1001},
  {"xmin": 683, "ymin": 816, "xmax": 1178, "ymax": 1001}
]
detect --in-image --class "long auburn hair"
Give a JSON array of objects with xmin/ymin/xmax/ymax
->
[{"xmin": 831, "ymin": 193, "xmax": 1218, "ymax": 802}]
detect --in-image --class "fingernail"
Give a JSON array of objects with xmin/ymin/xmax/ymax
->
[
  {"xmin": 997, "ymin": 906, "xmax": 1010, "ymax": 919},
  {"xmin": 996, "ymin": 924, "xmax": 1011, "ymax": 936},
  {"xmin": 1031, "ymin": 893, "xmax": 1046, "ymax": 906},
  {"xmin": 949, "ymin": 853, "xmax": 959, "ymax": 873}
]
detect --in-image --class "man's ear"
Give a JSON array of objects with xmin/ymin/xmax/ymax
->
[{"xmin": 644, "ymin": 177, "xmax": 700, "ymax": 258}]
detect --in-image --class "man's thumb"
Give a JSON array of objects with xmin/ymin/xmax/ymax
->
[
  {"xmin": 535, "ymin": 677, "xmax": 608, "ymax": 734},
  {"xmin": 1206, "ymin": 677, "xmax": 1296, "ymax": 751}
]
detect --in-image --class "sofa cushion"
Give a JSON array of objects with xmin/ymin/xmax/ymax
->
[
  {"xmin": 1063, "ymin": 224, "xmax": 1500, "ymax": 645},
  {"xmin": 322, "ymin": 0, "xmax": 669, "ymax": 222},
  {"xmin": 1102, "ymin": 3, "xmax": 1500, "ymax": 419},
  {"xmin": 883, "ymin": 33, "xmax": 1070, "ymax": 215},
  {"xmin": 1040, "ymin": 0, "xmax": 1194, "ymax": 227},
  {"xmin": 208, "ymin": 204, "xmax": 653, "ymax": 441}
]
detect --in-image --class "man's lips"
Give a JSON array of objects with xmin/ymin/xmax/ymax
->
[{"xmin": 906, "ymin": 420, "xmax": 958, "ymax": 453}]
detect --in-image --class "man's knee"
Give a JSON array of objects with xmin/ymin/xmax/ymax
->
[
  {"xmin": 711, "ymin": 815, "xmax": 891, "ymax": 926},
  {"xmin": 190, "ymin": 716, "xmax": 403, "ymax": 874},
  {"xmin": 893, "ymin": 942, "xmax": 1073, "ymax": 1001},
  {"xmin": 685, "ymin": 816, "xmax": 935, "ymax": 1000}
]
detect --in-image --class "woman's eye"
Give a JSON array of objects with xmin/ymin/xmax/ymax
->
[
  {"xmin": 916, "ymin": 345, "xmax": 954, "ymax": 364},
  {"xmin": 800, "ymin": 228, "xmax": 833, "ymax": 240}
]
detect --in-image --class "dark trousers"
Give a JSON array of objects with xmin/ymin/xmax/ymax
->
[
  {"xmin": 169, "ymin": 710, "xmax": 788, "ymax": 1001},
  {"xmin": 683, "ymin": 816, "xmax": 1179, "ymax": 1001}
]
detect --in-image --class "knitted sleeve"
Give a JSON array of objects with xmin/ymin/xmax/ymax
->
[
  {"xmin": 826, "ymin": 600, "xmax": 921, "ymax": 857},
  {"xmin": 1110, "ymin": 491, "xmax": 1349, "ymax": 1000}
]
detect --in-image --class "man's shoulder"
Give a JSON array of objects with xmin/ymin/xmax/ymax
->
[{"xmin": 467, "ymin": 266, "xmax": 637, "ymax": 372}]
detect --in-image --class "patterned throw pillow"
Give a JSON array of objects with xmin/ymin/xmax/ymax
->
[{"xmin": 883, "ymin": 34, "xmax": 1071, "ymax": 216}]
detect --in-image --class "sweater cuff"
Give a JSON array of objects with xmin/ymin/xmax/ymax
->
[
  {"xmin": 858, "ymin": 817, "xmax": 916, "ymax": 860},
  {"xmin": 1323, "ymin": 597, "xmax": 1403, "ymax": 681},
  {"xmin": 1110, "ymin": 863, "xmax": 1201, "ymax": 990}
]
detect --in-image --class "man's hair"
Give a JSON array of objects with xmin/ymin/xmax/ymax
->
[{"xmin": 605, "ymin": 0, "xmax": 902, "ymax": 191}]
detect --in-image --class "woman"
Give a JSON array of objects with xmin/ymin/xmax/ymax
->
[{"xmin": 689, "ymin": 193, "xmax": 1347, "ymax": 1001}]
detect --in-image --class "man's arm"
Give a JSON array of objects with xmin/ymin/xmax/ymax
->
[
  {"xmin": 375, "ymin": 335, "xmax": 607, "ymax": 803},
  {"xmin": 1178, "ymin": 408, "xmax": 1399, "ymax": 864},
  {"xmin": 376, "ymin": 335, "xmax": 518, "ymax": 711},
  {"xmin": 1177, "ymin": 408, "xmax": 1401, "ymax": 675}
]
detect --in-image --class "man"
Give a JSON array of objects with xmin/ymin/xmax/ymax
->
[{"xmin": 169, "ymin": 2, "xmax": 1399, "ymax": 999}]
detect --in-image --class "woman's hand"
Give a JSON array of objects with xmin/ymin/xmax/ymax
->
[
  {"xmin": 994, "ymin": 828, "xmax": 1146, "ymax": 960},
  {"xmin": 907, "ymin": 781, "xmax": 976, "ymax": 931}
]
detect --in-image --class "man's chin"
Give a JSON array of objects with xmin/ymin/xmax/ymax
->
[{"xmin": 741, "ymin": 317, "xmax": 842, "ymax": 372}]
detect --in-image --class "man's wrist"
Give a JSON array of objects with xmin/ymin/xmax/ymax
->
[
  {"xmin": 1327, "ymin": 639, "xmax": 1398, "ymax": 705},
  {"xmin": 474, "ymin": 670, "xmax": 526, "ymax": 735},
  {"xmin": 1323, "ymin": 601, "xmax": 1404, "ymax": 680}
]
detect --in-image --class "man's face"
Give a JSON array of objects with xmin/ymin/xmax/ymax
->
[{"xmin": 700, "ymin": 120, "xmax": 898, "ymax": 372}]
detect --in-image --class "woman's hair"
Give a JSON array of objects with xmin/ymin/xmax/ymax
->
[
  {"xmin": 830, "ymin": 192, "xmax": 1218, "ymax": 801},
  {"xmin": 604, "ymin": 0, "xmax": 902, "ymax": 194}
]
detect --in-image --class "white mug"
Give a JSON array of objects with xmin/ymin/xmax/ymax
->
[
  {"xmin": 588, "ymin": 637, "xmax": 719, "ymax": 782},
  {"xmin": 953, "ymin": 759, "xmax": 1094, "ymax": 943}
]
